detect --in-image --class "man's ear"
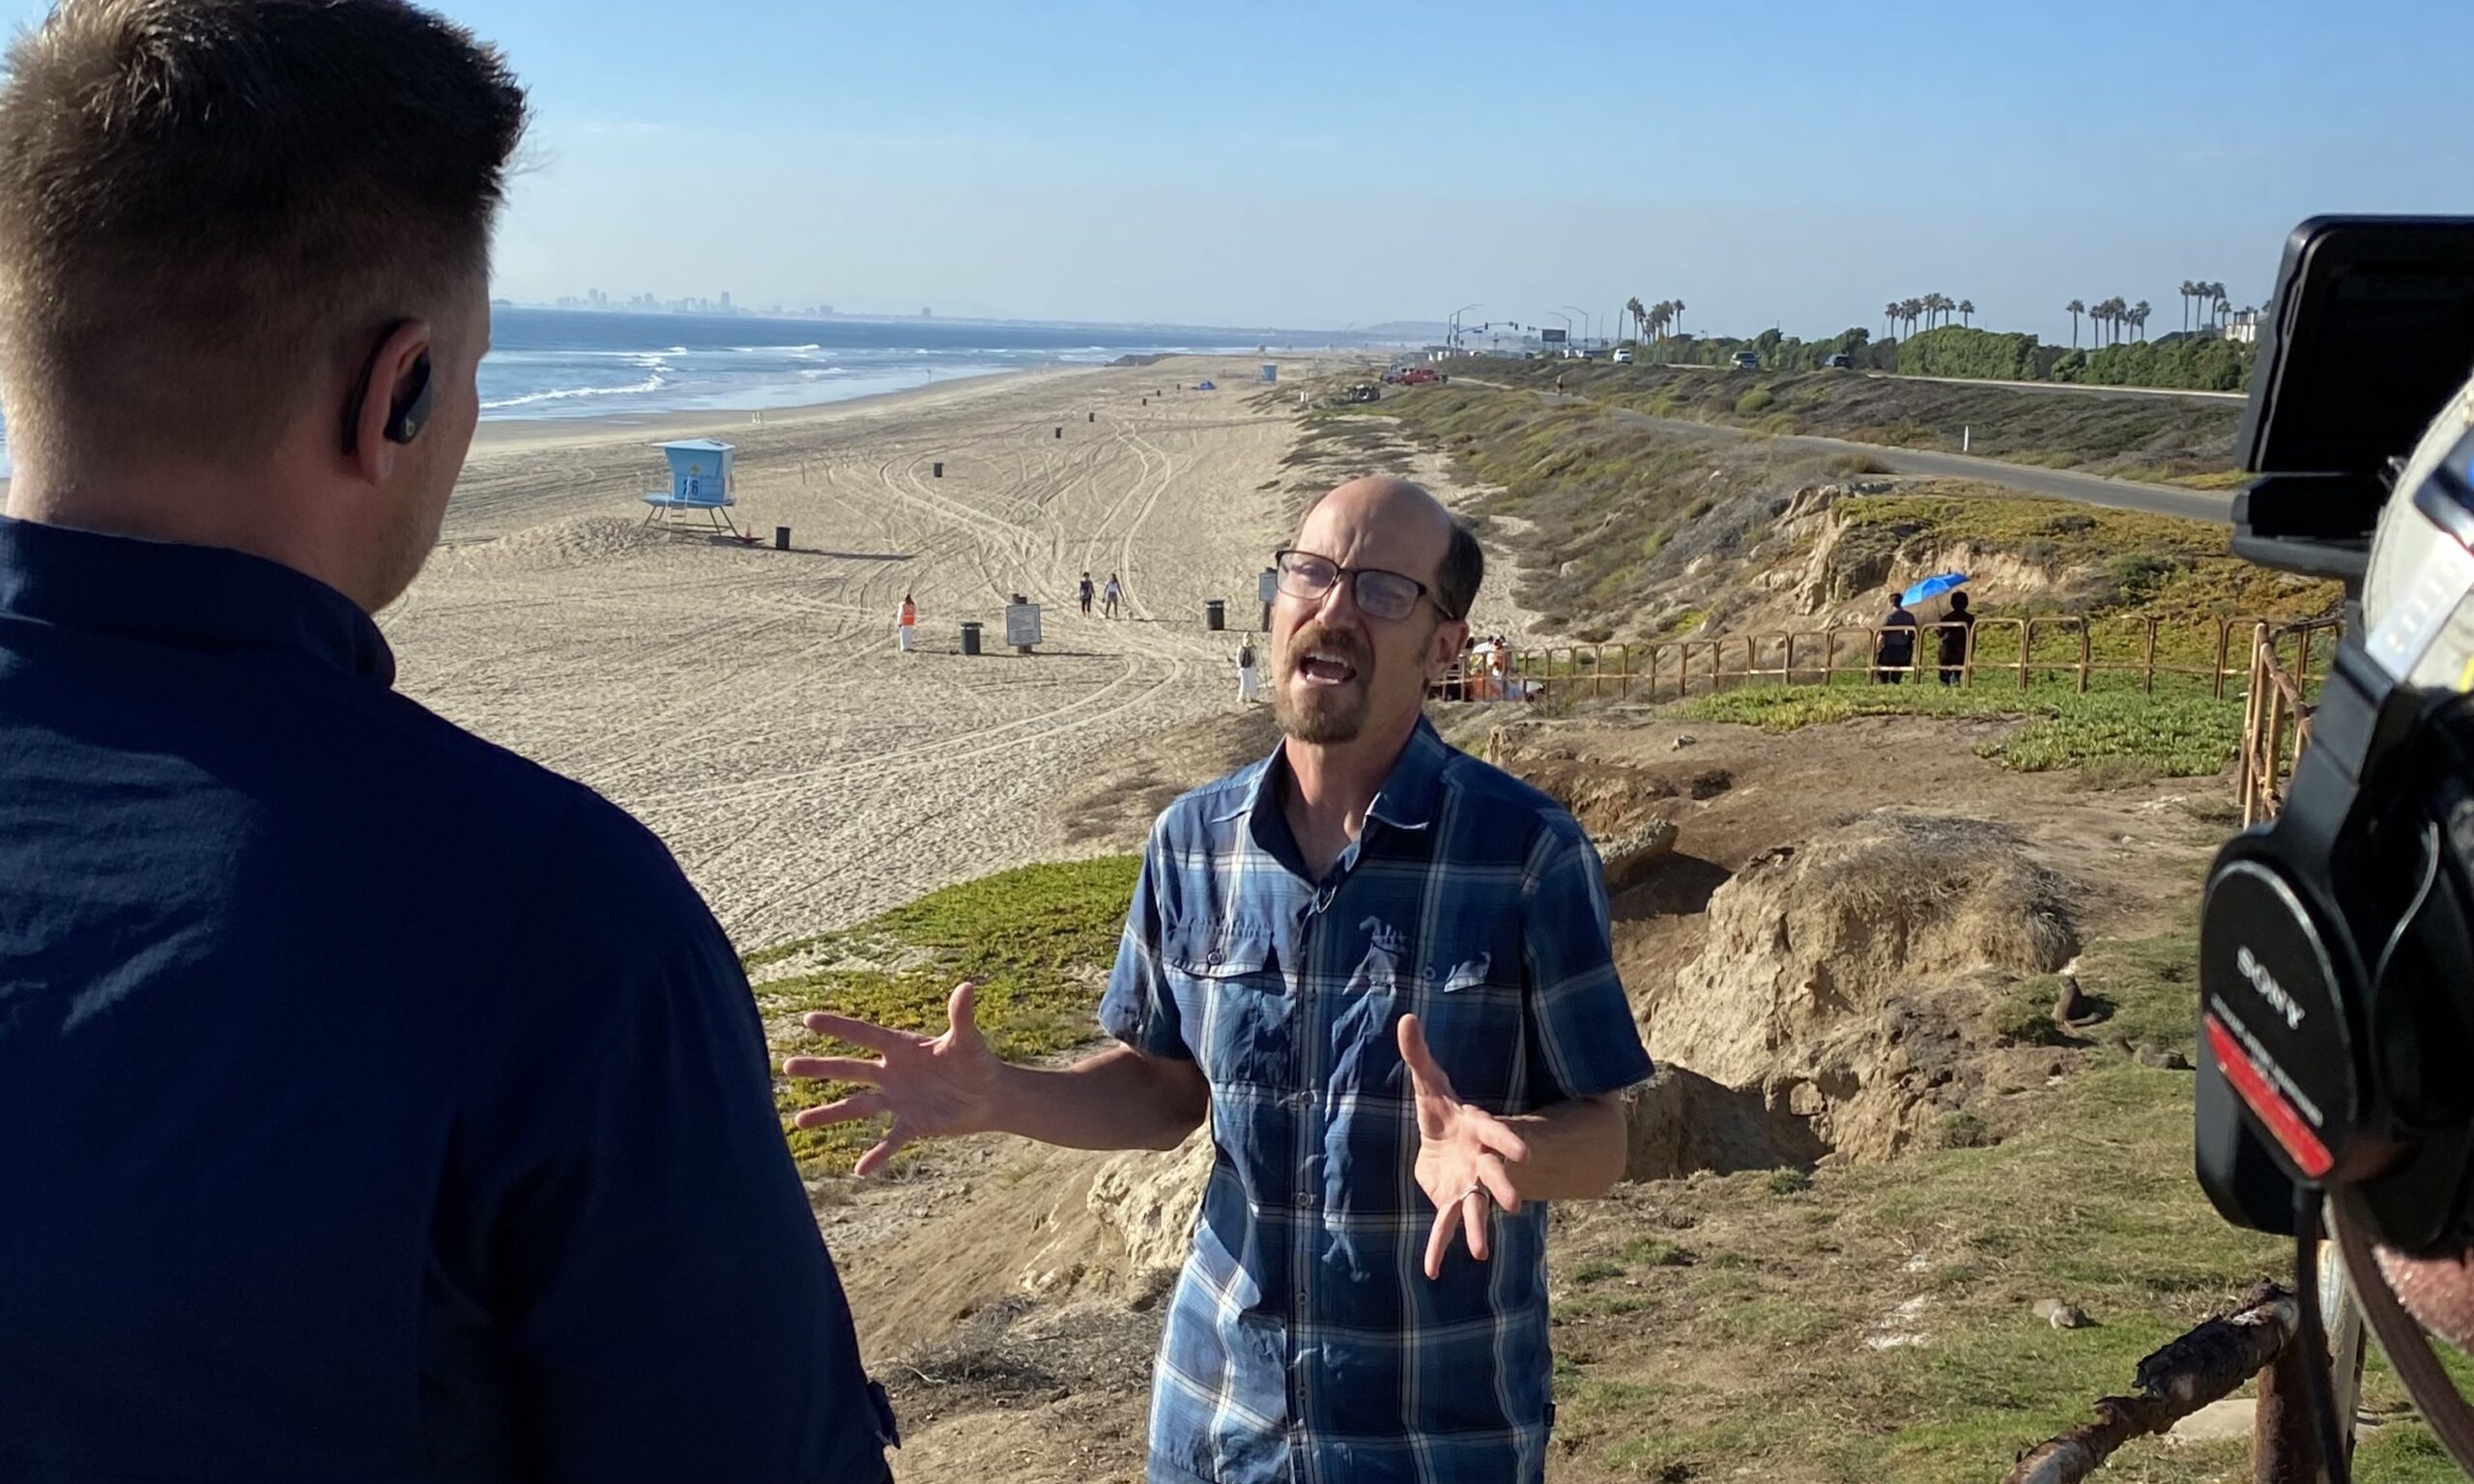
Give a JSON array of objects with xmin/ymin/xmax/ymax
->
[
  {"xmin": 1426, "ymin": 616, "xmax": 1470, "ymax": 678},
  {"xmin": 344, "ymin": 319, "xmax": 434, "ymax": 481}
]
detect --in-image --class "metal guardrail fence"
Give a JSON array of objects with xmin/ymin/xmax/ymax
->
[
  {"xmin": 2237, "ymin": 616, "xmax": 2343, "ymax": 827},
  {"xmin": 1437, "ymin": 614, "xmax": 2283, "ymax": 704}
]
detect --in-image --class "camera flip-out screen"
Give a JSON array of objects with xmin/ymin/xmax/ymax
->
[{"xmin": 2236, "ymin": 217, "xmax": 2474, "ymax": 578}]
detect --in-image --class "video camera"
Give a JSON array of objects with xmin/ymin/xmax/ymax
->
[{"xmin": 2198, "ymin": 215, "xmax": 2474, "ymax": 1477}]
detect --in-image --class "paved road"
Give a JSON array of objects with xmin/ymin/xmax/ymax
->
[
  {"xmin": 1465, "ymin": 380, "xmax": 2236, "ymax": 525},
  {"xmin": 1856, "ymin": 369, "xmax": 2244, "ymax": 403}
]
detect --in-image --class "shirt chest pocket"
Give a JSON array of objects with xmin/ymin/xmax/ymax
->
[
  {"xmin": 1162, "ymin": 922, "xmax": 1289, "ymax": 1091},
  {"xmin": 1405, "ymin": 939, "xmax": 1527, "ymax": 1111}
]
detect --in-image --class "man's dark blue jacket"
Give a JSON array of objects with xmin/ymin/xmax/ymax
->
[{"xmin": 0, "ymin": 515, "xmax": 892, "ymax": 1483}]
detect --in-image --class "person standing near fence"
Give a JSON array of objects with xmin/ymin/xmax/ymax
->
[
  {"xmin": 897, "ymin": 591, "xmax": 917, "ymax": 653},
  {"xmin": 1874, "ymin": 596, "xmax": 1918, "ymax": 683},
  {"xmin": 1937, "ymin": 590, "xmax": 1975, "ymax": 685},
  {"xmin": 1235, "ymin": 634, "xmax": 1261, "ymax": 704}
]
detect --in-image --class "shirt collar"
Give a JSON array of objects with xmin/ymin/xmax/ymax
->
[
  {"xmin": 0, "ymin": 514, "xmax": 395, "ymax": 684},
  {"xmin": 1212, "ymin": 715, "xmax": 1450, "ymax": 833}
]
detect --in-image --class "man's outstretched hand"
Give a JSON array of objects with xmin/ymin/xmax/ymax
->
[
  {"xmin": 1399, "ymin": 1013, "xmax": 1530, "ymax": 1279},
  {"xmin": 784, "ymin": 982, "xmax": 1000, "ymax": 1177}
]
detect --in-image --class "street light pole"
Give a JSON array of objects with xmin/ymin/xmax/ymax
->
[
  {"xmin": 1562, "ymin": 303, "xmax": 1593, "ymax": 352},
  {"xmin": 1547, "ymin": 311, "xmax": 1572, "ymax": 354},
  {"xmin": 1447, "ymin": 302, "xmax": 1481, "ymax": 354}
]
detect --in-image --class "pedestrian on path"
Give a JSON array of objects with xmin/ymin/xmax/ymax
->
[
  {"xmin": 897, "ymin": 592, "xmax": 917, "ymax": 653},
  {"xmin": 1235, "ymin": 636, "xmax": 1261, "ymax": 704},
  {"xmin": 1078, "ymin": 571, "xmax": 1095, "ymax": 614},
  {"xmin": 1103, "ymin": 572, "xmax": 1123, "ymax": 618}
]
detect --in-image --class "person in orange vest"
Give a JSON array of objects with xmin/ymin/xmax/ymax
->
[{"xmin": 896, "ymin": 593, "xmax": 917, "ymax": 654}]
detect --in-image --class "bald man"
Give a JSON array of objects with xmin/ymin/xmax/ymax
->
[{"xmin": 790, "ymin": 477, "xmax": 1651, "ymax": 1483}]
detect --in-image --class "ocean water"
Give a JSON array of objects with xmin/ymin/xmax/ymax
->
[
  {"xmin": 0, "ymin": 307, "xmax": 1281, "ymax": 476},
  {"xmin": 475, "ymin": 306, "xmax": 1266, "ymax": 420}
]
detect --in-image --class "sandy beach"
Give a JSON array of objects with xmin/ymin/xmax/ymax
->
[{"xmin": 385, "ymin": 357, "xmax": 1353, "ymax": 946}]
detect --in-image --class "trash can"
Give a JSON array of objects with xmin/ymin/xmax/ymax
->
[
  {"xmin": 1204, "ymin": 599, "xmax": 1225, "ymax": 632},
  {"xmin": 961, "ymin": 621, "xmax": 982, "ymax": 656},
  {"xmin": 933, "ymin": 461, "xmax": 944, "ymax": 478},
  {"xmin": 774, "ymin": 526, "xmax": 791, "ymax": 552}
]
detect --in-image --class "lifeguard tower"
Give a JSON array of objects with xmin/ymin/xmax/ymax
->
[{"xmin": 640, "ymin": 439, "xmax": 740, "ymax": 536}]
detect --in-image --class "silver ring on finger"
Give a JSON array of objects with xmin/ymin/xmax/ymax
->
[{"xmin": 1459, "ymin": 1182, "xmax": 1489, "ymax": 1206}]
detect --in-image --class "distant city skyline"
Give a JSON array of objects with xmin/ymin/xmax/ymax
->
[{"xmin": 9, "ymin": 0, "xmax": 2466, "ymax": 344}]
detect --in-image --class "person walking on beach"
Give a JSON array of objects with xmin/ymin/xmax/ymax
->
[
  {"xmin": 0, "ymin": 6, "xmax": 895, "ymax": 1481},
  {"xmin": 1874, "ymin": 596, "xmax": 1918, "ymax": 683},
  {"xmin": 1235, "ymin": 635, "xmax": 1261, "ymax": 704},
  {"xmin": 790, "ymin": 476, "xmax": 1649, "ymax": 1484},
  {"xmin": 1079, "ymin": 570, "xmax": 1096, "ymax": 614},
  {"xmin": 897, "ymin": 591, "xmax": 918, "ymax": 653},
  {"xmin": 1104, "ymin": 571, "xmax": 1124, "ymax": 618},
  {"xmin": 1937, "ymin": 588, "xmax": 1975, "ymax": 685}
]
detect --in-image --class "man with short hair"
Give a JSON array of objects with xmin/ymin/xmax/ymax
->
[
  {"xmin": 1875, "ymin": 595, "xmax": 1918, "ymax": 683},
  {"xmin": 0, "ymin": 4, "xmax": 893, "ymax": 1479},
  {"xmin": 791, "ymin": 475, "xmax": 1650, "ymax": 1483}
]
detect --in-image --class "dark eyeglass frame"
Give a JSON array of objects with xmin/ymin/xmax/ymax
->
[{"xmin": 1273, "ymin": 548, "xmax": 1460, "ymax": 622}]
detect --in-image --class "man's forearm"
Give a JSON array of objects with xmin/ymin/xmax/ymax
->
[
  {"xmin": 989, "ymin": 1044, "xmax": 1209, "ymax": 1152},
  {"xmin": 1501, "ymin": 1094, "xmax": 1628, "ymax": 1201}
]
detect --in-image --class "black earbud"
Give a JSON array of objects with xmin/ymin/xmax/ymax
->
[
  {"xmin": 386, "ymin": 353, "xmax": 433, "ymax": 445},
  {"xmin": 341, "ymin": 324, "xmax": 433, "ymax": 454}
]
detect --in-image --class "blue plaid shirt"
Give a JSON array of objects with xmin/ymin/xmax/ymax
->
[{"xmin": 1100, "ymin": 719, "xmax": 1654, "ymax": 1484}]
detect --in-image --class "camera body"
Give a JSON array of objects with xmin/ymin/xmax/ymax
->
[{"xmin": 2197, "ymin": 216, "xmax": 2474, "ymax": 1252}]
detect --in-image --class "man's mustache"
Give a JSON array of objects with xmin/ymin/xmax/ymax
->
[{"xmin": 1285, "ymin": 624, "xmax": 1369, "ymax": 671}]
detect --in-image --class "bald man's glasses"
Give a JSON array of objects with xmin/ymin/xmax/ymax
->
[{"xmin": 1274, "ymin": 549, "xmax": 1453, "ymax": 622}]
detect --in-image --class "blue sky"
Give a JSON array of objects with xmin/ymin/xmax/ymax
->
[{"xmin": 7, "ymin": 0, "xmax": 2472, "ymax": 340}]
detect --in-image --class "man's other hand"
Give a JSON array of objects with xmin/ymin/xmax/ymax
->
[
  {"xmin": 1398, "ymin": 1013, "xmax": 1531, "ymax": 1279},
  {"xmin": 785, "ymin": 982, "xmax": 998, "ymax": 1177}
]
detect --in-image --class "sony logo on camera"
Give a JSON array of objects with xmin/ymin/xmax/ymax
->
[{"xmin": 2235, "ymin": 945, "xmax": 2306, "ymax": 1032}]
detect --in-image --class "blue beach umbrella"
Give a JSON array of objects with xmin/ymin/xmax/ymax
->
[{"xmin": 1901, "ymin": 572, "xmax": 1970, "ymax": 606}]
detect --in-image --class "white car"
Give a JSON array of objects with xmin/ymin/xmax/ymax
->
[{"xmin": 1612, "ymin": 349, "xmax": 1634, "ymax": 364}]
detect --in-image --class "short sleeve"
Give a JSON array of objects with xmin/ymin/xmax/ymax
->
[
  {"xmin": 1519, "ymin": 816, "xmax": 1654, "ymax": 1101},
  {"xmin": 1098, "ymin": 826, "xmax": 1193, "ymax": 1062}
]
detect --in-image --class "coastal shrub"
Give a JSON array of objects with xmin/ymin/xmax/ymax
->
[
  {"xmin": 757, "ymin": 857, "xmax": 1140, "ymax": 1171},
  {"xmin": 1735, "ymin": 387, "xmax": 1774, "ymax": 414}
]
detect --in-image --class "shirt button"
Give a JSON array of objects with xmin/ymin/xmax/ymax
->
[
  {"xmin": 1421, "ymin": 965, "xmax": 1437, "ymax": 982},
  {"xmin": 1206, "ymin": 949, "xmax": 1223, "ymax": 965}
]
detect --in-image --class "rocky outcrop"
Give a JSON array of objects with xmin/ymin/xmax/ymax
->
[
  {"xmin": 1087, "ymin": 1126, "xmax": 1213, "ymax": 1281},
  {"xmin": 1598, "ymin": 818, "xmax": 1681, "ymax": 894},
  {"xmin": 1647, "ymin": 813, "xmax": 2079, "ymax": 1163}
]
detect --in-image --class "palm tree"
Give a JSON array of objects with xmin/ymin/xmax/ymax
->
[
  {"xmin": 1903, "ymin": 297, "xmax": 1923, "ymax": 339},
  {"xmin": 2178, "ymin": 280, "xmax": 2195, "ymax": 334},
  {"xmin": 1884, "ymin": 301, "xmax": 1900, "ymax": 340},
  {"xmin": 2066, "ymin": 299, "xmax": 2085, "ymax": 347},
  {"xmin": 1625, "ymin": 296, "xmax": 1646, "ymax": 344},
  {"xmin": 2130, "ymin": 300, "xmax": 2151, "ymax": 341},
  {"xmin": 1958, "ymin": 299, "xmax": 1974, "ymax": 328},
  {"xmin": 1671, "ymin": 300, "xmax": 1685, "ymax": 337},
  {"xmin": 2211, "ymin": 290, "xmax": 2230, "ymax": 333}
]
